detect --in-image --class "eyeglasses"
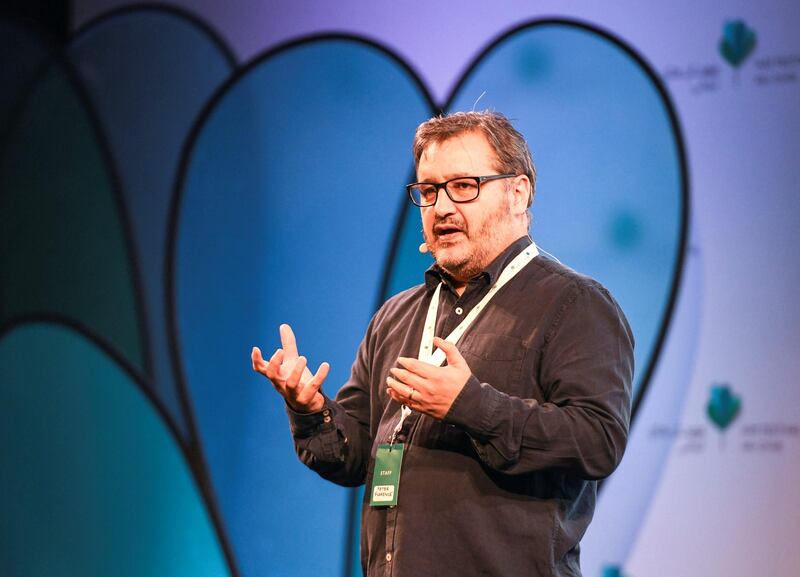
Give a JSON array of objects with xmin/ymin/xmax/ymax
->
[{"xmin": 406, "ymin": 174, "xmax": 516, "ymax": 207}]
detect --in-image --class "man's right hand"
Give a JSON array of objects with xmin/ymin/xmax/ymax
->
[{"xmin": 251, "ymin": 324, "xmax": 329, "ymax": 413}]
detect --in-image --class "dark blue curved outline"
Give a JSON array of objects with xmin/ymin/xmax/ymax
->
[
  {"xmin": 0, "ymin": 313, "xmax": 181, "ymax": 445},
  {"xmin": 71, "ymin": 2, "xmax": 237, "ymax": 68}
]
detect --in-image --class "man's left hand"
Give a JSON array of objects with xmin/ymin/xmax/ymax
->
[{"xmin": 386, "ymin": 337, "xmax": 471, "ymax": 420}]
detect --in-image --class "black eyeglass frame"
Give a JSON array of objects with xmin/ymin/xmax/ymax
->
[{"xmin": 406, "ymin": 173, "xmax": 517, "ymax": 207}]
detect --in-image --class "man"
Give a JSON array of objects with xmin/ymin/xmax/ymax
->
[{"xmin": 252, "ymin": 111, "xmax": 633, "ymax": 577}]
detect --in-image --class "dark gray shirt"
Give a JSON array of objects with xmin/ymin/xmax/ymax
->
[{"xmin": 288, "ymin": 237, "xmax": 634, "ymax": 577}]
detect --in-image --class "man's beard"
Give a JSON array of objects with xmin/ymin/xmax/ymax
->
[{"xmin": 425, "ymin": 197, "xmax": 514, "ymax": 282}]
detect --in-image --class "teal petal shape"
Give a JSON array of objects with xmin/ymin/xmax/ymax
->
[
  {"xmin": 707, "ymin": 383, "xmax": 741, "ymax": 431},
  {"xmin": 0, "ymin": 62, "xmax": 145, "ymax": 371},
  {"xmin": 0, "ymin": 322, "xmax": 230, "ymax": 577},
  {"xmin": 719, "ymin": 20, "xmax": 757, "ymax": 68}
]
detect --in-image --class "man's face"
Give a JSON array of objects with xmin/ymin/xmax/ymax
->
[{"xmin": 417, "ymin": 131, "xmax": 521, "ymax": 283}]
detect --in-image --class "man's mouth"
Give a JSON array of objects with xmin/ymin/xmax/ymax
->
[{"xmin": 434, "ymin": 223, "xmax": 465, "ymax": 242}]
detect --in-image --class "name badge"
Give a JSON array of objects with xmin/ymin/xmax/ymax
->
[{"xmin": 369, "ymin": 444, "xmax": 404, "ymax": 507}]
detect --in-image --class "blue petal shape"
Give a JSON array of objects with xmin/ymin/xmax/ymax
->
[
  {"xmin": 173, "ymin": 38, "xmax": 431, "ymax": 576},
  {"xmin": 383, "ymin": 26, "xmax": 685, "ymax": 576},
  {"xmin": 443, "ymin": 23, "xmax": 684, "ymax": 404},
  {"xmin": 69, "ymin": 8, "xmax": 234, "ymax": 437},
  {"xmin": 0, "ymin": 322, "xmax": 230, "ymax": 577}
]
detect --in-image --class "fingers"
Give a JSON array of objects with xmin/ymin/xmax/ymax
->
[
  {"xmin": 432, "ymin": 337, "xmax": 465, "ymax": 366},
  {"xmin": 264, "ymin": 348, "xmax": 284, "ymax": 380},
  {"xmin": 252, "ymin": 328, "xmax": 330, "ymax": 413},
  {"xmin": 388, "ymin": 367, "xmax": 425, "ymax": 390},
  {"xmin": 295, "ymin": 362, "xmax": 330, "ymax": 406},
  {"xmin": 286, "ymin": 355, "xmax": 308, "ymax": 389},
  {"xmin": 267, "ymin": 351, "xmax": 308, "ymax": 400},
  {"xmin": 396, "ymin": 356, "xmax": 438, "ymax": 377},
  {"xmin": 386, "ymin": 374, "xmax": 415, "ymax": 399},
  {"xmin": 280, "ymin": 323, "xmax": 299, "ymax": 358},
  {"xmin": 312, "ymin": 361, "xmax": 331, "ymax": 386},
  {"xmin": 251, "ymin": 347, "xmax": 264, "ymax": 372},
  {"xmin": 386, "ymin": 385, "xmax": 408, "ymax": 406},
  {"xmin": 252, "ymin": 346, "xmax": 276, "ymax": 376},
  {"xmin": 386, "ymin": 379, "xmax": 420, "ymax": 410}
]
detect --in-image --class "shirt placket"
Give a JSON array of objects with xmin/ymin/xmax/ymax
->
[
  {"xmin": 381, "ymin": 411, "xmax": 418, "ymax": 576},
  {"xmin": 439, "ymin": 282, "xmax": 485, "ymax": 337},
  {"xmin": 379, "ymin": 286, "xmax": 482, "ymax": 576},
  {"xmin": 383, "ymin": 506, "xmax": 398, "ymax": 576}
]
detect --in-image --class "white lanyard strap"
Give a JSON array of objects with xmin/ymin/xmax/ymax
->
[
  {"xmin": 418, "ymin": 242, "xmax": 539, "ymax": 365},
  {"xmin": 392, "ymin": 242, "xmax": 539, "ymax": 440}
]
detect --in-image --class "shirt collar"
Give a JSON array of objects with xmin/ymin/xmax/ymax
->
[{"xmin": 424, "ymin": 235, "xmax": 533, "ymax": 292}]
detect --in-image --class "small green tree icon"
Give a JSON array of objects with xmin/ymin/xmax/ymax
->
[
  {"xmin": 719, "ymin": 20, "xmax": 757, "ymax": 85},
  {"xmin": 707, "ymin": 383, "xmax": 741, "ymax": 449}
]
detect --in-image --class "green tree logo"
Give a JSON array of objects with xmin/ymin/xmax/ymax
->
[
  {"xmin": 707, "ymin": 383, "xmax": 741, "ymax": 431},
  {"xmin": 602, "ymin": 565, "xmax": 630, "ymax": 577},
  {"xmin": 719, "ymin": 20, "xmax": 757, "ymax": 79}
]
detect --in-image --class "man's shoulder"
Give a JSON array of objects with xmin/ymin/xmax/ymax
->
[
  {"xmin": 360, "ymin": 283, "xmax": 428, "ymax": 341},
  {"xmin": 528, "ymin": 255, "xmax": 607, "ymax": 295},
  {"xmin": 377, "ymin": 283, "xmax": 428, "ymax": 315},
  {"xmin": 527, "ymin": 255, "xmax": 631, "ymax": 339}
]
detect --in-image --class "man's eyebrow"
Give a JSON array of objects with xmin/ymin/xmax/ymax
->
[{"xmin": 416, "ymin": 172, "xmax": 471, "ymax": 183}]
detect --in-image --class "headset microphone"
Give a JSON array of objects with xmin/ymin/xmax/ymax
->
[{"xmin": 418, "ymin": 243, "xmax": 429, "ymax": 254}]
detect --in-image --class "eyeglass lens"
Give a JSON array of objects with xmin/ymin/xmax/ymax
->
[{"xmin": 410, "ymin": 177, "xmax": 480, "ymax": 206}]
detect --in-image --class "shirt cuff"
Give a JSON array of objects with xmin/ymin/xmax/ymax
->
[
  {"xmin": 285, "ymin": 397, "xmax": 336, "ymax": 437},
  {"xmin": 443, "ymin": 375, "xmax": 501, "ymax": 438}
]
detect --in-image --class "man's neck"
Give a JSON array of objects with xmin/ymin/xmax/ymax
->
[{"xmin": 447, "ymin": 234, "xmax": 531, "ymax": 296}]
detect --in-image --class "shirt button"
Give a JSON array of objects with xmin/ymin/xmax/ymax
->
[
  {"xmin": 322, "ymin": 409, "xmax": 331, "ymax": 416},
  {"xmin": 323, "ymin": 416, "xmax": 331, "ymax": 423},
  {"xmin": 455, "ymin": 306, "xmax": 463, "ymax": 315},
  {"xmin": 385, "ymin": 553, "xmax": 392, "ymax": 562}
]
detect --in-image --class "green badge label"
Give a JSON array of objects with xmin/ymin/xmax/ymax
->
[{"xmin": 370, "ymin": 444, "xmax": 404, "ymax": 507}]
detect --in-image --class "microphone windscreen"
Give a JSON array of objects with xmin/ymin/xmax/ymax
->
[{"xmin": 418, "ymin": 243, "xmax": 429, "ymax": 253}]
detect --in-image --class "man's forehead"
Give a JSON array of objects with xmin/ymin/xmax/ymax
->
[{"xmin": 418, "ymin": 130, "xmax": 498, "ymax": 169}]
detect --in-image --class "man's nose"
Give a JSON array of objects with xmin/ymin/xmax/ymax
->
[{"xmin": 433, "ymin": 186, "xmax": 456, "ymax": 214}]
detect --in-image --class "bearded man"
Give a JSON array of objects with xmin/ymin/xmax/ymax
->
[{"xmin": 252, "ymin": 111, "xmax": 634, "ymax": 577}]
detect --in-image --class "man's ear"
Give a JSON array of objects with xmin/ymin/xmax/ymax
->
[{"xmin": 510, "ymin": 175, "xmax": 532, "ymax": 215}]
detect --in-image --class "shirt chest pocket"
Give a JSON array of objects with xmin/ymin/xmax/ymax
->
[{"xmin": 457, "ymin": 332, "xmax": 527, "ymax": 394}]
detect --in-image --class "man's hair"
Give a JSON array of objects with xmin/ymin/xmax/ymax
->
[{"xmin": 412, "ymin": 110, "xmax": 536, "ymax": 207}]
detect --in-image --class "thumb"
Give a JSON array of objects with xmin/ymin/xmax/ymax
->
[{"xmin": 433, "ymin": 337, "xmax": 465, "ymax": 366}]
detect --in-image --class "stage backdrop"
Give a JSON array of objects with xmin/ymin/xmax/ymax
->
[{"xmin": 1, "ymin": 2, "xmax": 798, "ymax": 576}]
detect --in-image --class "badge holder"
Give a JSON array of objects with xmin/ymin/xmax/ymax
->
[{"xmin": 369, "ymin": 443, "xmax": 404, "ymax": 507}]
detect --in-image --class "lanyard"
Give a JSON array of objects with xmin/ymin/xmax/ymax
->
[{"xmin": 390, "ymin": 242, "xmax": 539, "ymax": 442}]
